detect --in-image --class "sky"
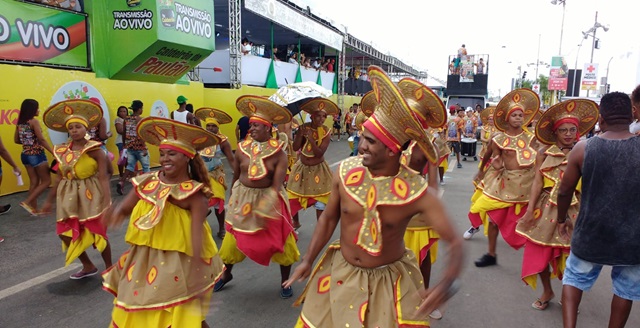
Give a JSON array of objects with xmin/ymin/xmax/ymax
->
[{"xmin": 292, "ymin": 0, "xmax": 639, "ymax": 98}]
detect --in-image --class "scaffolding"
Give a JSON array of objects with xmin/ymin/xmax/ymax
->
[{"xmin": 229, "ymin": 0, "xmax": 242, "ymax": 89}]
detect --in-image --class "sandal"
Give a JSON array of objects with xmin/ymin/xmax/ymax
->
[
  {"xmin": 69, "ymin": 268, "xmax": 99, "ymax": 280},
  {"xmin": 532, "ymin": 296, "xmax": 554, "ymax": 311},
  {"xmin": 293, "ymin": 221, "xmax": 302, "ymax": 231},
  {"xmin": 213, "ymin": 274, "xmax": 233, "ymax": 292},
  {"xmin": 19, "ymin": 202, "xmax": 38, "ymax": 217}
]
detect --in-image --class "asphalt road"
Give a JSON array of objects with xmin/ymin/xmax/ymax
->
[{"xmin": 0, "ymin": 138, "xmax": 637, "ymax": 328}]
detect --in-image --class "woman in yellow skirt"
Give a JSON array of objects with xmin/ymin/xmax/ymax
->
[
  {"xmin": 41, "ymin": 100, "xmax": 112, "ymax": 279},
  {"xmin": 516, "ymin": 99, "xmax": 598, "ymax": 310},
  {"xmin": 102, "ymin": 118, "xmax": 224, "ymax": 327}
]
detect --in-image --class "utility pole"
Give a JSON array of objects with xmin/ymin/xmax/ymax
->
[{"xmin": 586, "ymin": 11, "xmax": 598, "ymax": 98}]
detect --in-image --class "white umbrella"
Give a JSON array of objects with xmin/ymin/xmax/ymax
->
[{"xmin": 268, "ymin": 82, "xmax": 332, "ymax": 115}]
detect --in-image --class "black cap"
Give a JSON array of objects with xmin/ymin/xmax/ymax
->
[{"xmin": 129, "ymin": 100, "xmax": 143, "ymax": 110}]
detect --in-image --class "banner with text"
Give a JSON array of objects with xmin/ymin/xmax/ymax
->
[
  {"xmin": 0, "ymin": 0, "xmax": 88, "ymax": 68},
  {"xmin": 88, "ymin": 0, "xmax": 214, "ymax": 84},
  {"xmin": 548, "ymin": 56, "xmax": 568, "ymax": 91},
  {"xmin": 581, "ymin": 63, "xmax": 599, "ymax": 91}
]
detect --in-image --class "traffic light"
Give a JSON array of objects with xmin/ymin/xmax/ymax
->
[
  {"xmin": 522, "ymin": 71, "xmax": 527, "ymax": 79},
  {"xmin": 606, "ymin": 83, "xmax": 610, "ymax": 94}
]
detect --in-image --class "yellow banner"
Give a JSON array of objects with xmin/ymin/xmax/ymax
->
[{"xmin": 0, "ymin": 64, "xmax": 361, "ymax": 195}]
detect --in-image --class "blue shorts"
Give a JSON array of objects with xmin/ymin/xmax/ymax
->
[
  {"xmin": 314, "ymin": 201, "xmax": 326, "ymax": 211},
  {"xmin": 116, "ymin": 143, "xmax": 123, "ymax": 153},
  {"xmin": 126, "ymin": 149, "xmax": 150, "ymax": 173},
  {"xmin": 563, "ymin": 251, "xmax": 640, "ymax": 301},
  {"xmin": 21, "ymin": 152, "xmax": 47, "ymax": 167}
]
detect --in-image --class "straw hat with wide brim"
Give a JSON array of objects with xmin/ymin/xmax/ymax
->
[
  {"xmin": 398, "ymin": 78, "xmax": 447, "ymax": 129},
  {"xmin": 536, "ymin": 99, "xmax": 599, "ymax": 145},
  {"xmin": 194, "ymin": 107, "xmax": 233, "ymax": 126},
  {"xmin": 299, "ymin": 98, "xmax": 340, "ymax": 116},
  {"xmin": 480, "ymin": 106, "xmax": 496, "ymax": 123},
  {"xmin": 494, "ymin": 88, "xmax": 540, "ymax": 132},
  {"xmin": 354, "ymin": 106, "xmax": 374, "ymax": 131},
  {"xmin": 236, "ymin": 95, "xmax": 292, "ymax": 125},
  {"xmin": 137, "ymin": 117, "xmax": 221, "ymax": 155},
  {"xmin": 43, "ymin": 99, "xmax": 103, "ymax": 132},
  {"xmin": 366, "ymin": 66, "xmax": 437, "ymax": 163}
]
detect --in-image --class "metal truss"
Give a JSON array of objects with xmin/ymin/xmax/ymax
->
[
  {"xmin": 344, "ymin": 34, "xmax": 421, "ymax": 77},
  {"xmin": 229, "ymin": 0, "xmax": 242, "ymax": 89}
]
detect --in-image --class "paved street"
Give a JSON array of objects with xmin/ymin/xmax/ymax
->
[{"xmin": 0, "ymin": 139, "xmax": 637, "ymax": 327}]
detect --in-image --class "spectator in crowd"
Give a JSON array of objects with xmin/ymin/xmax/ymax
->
[
  {"xmin": 185, "ymin": 103, "xmax": 201, "ymax": 126},
  {"xmin": 241, "ymin": 38, "xmax": 251, "ymax": 55},
  {"xmin": 116, "ymin": 100, "xmax": 149, "ymax": 195},
  {"xmin": 630, "ymin": 84, "xmax": 640, "ymax": 134},
  {"xmin": 449, "ymin": 59, "xmax": 456, "ymax": 75},
  {"xmin": 15, "ymin": 99, "xmax": 53, "ymax": 216},
  {"xmin": 235, "ymin": 116, "xmax": 250, "ymax": 142},
  {"xmin": 114, "ymin": 106, "xmax": 127, "ymax": 179},
  {"xmin": 327, "ymin": 59, "xmax": 335, "ymax": 72},
  {"xmin": 170, "ymin": 96, "xmax": 197, "ymax": 125},
  {"xmin": 475, "ymin": 58, "xmax": 485, "ymax": 74},
  {"xmin": 289, "ymin": 53, "xmax": 298, "ymax": 64},
  {"xmin": 263, "ymin": 46, "xmax": 278, "ymax": 61}
]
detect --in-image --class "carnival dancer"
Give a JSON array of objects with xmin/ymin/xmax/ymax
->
[
  {"xmin": 285, "ymin": 66, "xmax": 463, "ymax": 328},
  {"xmin": 398, "ymin": 77, "xmax": 449, "ymax": 320},
  {"xmin": 430, "ymin": 127, "xmax": 450, "ymax": 186},
  {"xmin": 215, "ymin": 96, "xmax": 300, "ymax": 299},
  {"xmin": 40, "ymin": 100, "xmax": 112, "ymax": 279},
  {"xmin": 479, "ymin": 107, "xmax": 497, "ymax": 158},
  {"xmin": 87, "ymin": 114, "xmax": 114, "ymax": 177},
  {"xmin": 194, "ymin": 107, "xmax": 235, "ymax": 239},
  {"xmin": 464, "ymin": 89, "xmax": 540, "ymax": 267},
  {"xmin": 287, "ymin": 98, "xmax": 338, "ymax": 226},
  {"xmin": 515, "ymin": 99, "xmax": 598, "ymax": 311},
  {"xmin": 102, "ymin": 117, "xmax": 224, "ymax": 328},
  {"xmin": 445, "ymin": 107, "xmax": 465, "ymax": 168}
]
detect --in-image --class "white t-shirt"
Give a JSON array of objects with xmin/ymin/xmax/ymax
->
[
  {"xmin": 115, "ymin": 117, "xmax": 124, "ymax": 144},
  {"xmin": 172, "ymin": 110, "xmax": 189, "ymax": 123}
]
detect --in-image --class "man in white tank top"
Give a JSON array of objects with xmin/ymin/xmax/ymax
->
[{"xmin": 171, "ymin": 95, "xmax": 197, "ymax": 125}]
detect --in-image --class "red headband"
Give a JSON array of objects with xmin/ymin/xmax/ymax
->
[
  {"xmin": 507, "ymin": 107, "xmax": 524, "ymax": 117},
  {"xmin": 363, "ymin": 116, "xmax": 402, "ymax": 153},
  {"xmin": 159, "ymin": 143, "xmax": 196, "ymax": 159},
  {"xmin": 553, "ymin": 117, "xmax": 581, "ymax": 140},
  {"xmin": 249, "ymin": 116, "xmax": 272, "ymax": 127}
]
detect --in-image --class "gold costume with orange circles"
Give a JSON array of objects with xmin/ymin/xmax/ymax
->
[
  {"xmin": 286, "ymin": 98, "xmax": 338, "ymax": 215},
  {"xmin": 294, "ymin": 157, "xmax": 430, "ymax": 328},
  {"xmin": 468, "ymin": 89, "xmax": 540, "ymax": 250},
  {"xmin": 515, "ymin": 99, "xmax": 598, "ymax": 289}
]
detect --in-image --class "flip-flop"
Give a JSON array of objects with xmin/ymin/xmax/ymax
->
[
  {"xmin": 69, "ymin": 268, "xmax": 99, "ymax": 280},
  {"xmin": 19, "ymin": 202, "xmax": 38, "ymax": 217},
  {"xmin": 213, "ymin": 274, "xmax": 233, "ymax": 292},
  {"xmin": 532, "ymin": 297, "xmax": 553, "ymax": 311}
]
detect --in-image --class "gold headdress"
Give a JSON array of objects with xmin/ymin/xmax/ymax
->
[
  {"xmin": 43, "ymin": 99, "xmax": 103, "ymax": 132},
  {"xmin": 137, "ymin": 117, "xmax": 220, "ymax": 158},
  {"xmin": 536, "ymin": 99, "xmax": 599, "ymax": 145},
  {"xmin": 362, "ymin": 66, "xmax": 437, "ymax": 163},
  {"xmin": 494, "ymin": 88, "xmax": 540, "ymax": 132},
  {"xmin": 194, "ymin": 107, "xmax": 233, "ymax": 127},
  {"xmin": 398, "ymin": 78, "xmax": 447, "ymax": 129},
  {"xmin": 236, "ymin": 95, "xmax": 292, "ymax": 126},
  {"xmin": 299, "ymin": 98, "xmax": 339, "ymax": 117}
]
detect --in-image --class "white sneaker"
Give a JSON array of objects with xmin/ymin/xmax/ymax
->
[
  {"xmin": 463, "ymin": 226, "xmax": 480, "ymax": 240},
  {"xmin": 440, "ymin": 180, "xmax": 445, "ymax": 186},
  {"xmin": 429, "ymin": 309, "xmax": 443, "ymax": 320}
]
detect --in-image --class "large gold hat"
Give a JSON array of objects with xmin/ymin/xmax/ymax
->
[
  {"xmin": 398, "ymin": 78, "xmax": 447, "ymax": 129},
  {"xmin": 363, "ymin": 66, "xmax": 437, "ymax": 163},
  {"xmin": 299, "ymin": 98, "xmax": 339, "ymax": 116},
  {"xmin": 360, "ymin": 91, "xmax": 378, "ymax": 114},
  {"xmin": 480, "ymin": 106, "xmax": 495, "ymax": 123},
  {"xmin": 236, "ymin": 95, "xmax": 292, "ymax": 126},
  {"xmin": 137, "ymin": 117, "xmax": 221, "ymax": 158},
  {"xmin": 536, "ymin": 99, "xmax": 599, "ymax": 145},
  {"xmin": 494, "ymin": 88, "xmax": 540, "ymax": 132},
  {"xmin": 43, "ymin": 99, "xmax": 103, "ymax": 132},
  {"xmin": 354, "ymin": 106, "xmax": 374, "ymax": 131},
  {"xmin": 194, "ymin": 107, "xmax": 233, "ymax": 127}
]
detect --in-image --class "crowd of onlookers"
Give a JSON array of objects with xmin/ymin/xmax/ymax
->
[{"xmin": 241, "ymin": 38, "xmax": 335, "ymax": 72}]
